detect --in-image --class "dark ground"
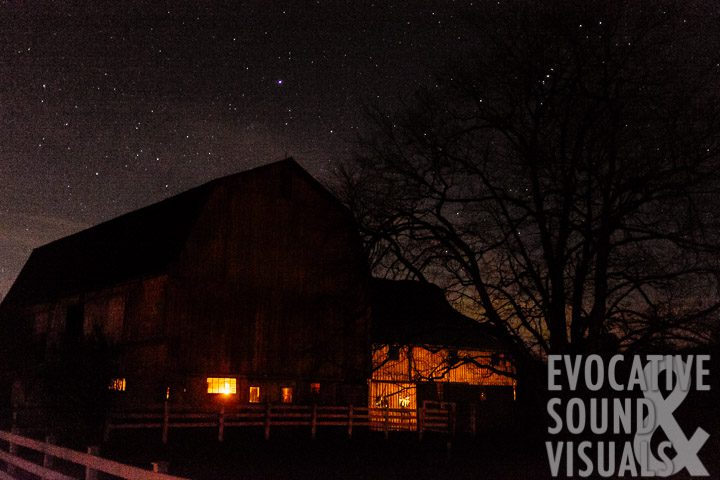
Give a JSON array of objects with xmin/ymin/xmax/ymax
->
[
  {"xmin": 101, "ymin": 427, "xmax": 550, "ymax": 480},
  {"xmin": 3, "ymin": 400, "xmax": 719, "ymax": 479},
  {"xmin": 96, "ymin": 399, "xmax": 720, "ymax": 480},
  {"xmin": 6, "ymin": 365, "xmax": 720, "ymax": 480}
]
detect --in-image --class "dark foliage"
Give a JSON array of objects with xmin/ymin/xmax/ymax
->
[{"xmin": 340, "ymin": 0, "xmax": 720, "ymax": 358}]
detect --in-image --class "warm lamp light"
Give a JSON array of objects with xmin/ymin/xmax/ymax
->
[{"xmin": 207, "ymin": 377, "xmax": 237, "ymax": 394}]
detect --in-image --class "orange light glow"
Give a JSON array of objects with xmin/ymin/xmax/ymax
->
[
  {"xmin": 249, "ymin": 386, "xmax": 261, "ymax": 403},
  {"xmin": 369, "ymin": 344, "xmax": 515, "ymax": 429},
  {"xmin": 207, "ymin": 377, "xmax": 237, "ymax": 395},
  {"xmin": 108, "ymin": 378, "xmax": 126, "ymax": 391},
  {"xmin": 372, "ymin": 345, "xmax": 514, "ymax": 386}
]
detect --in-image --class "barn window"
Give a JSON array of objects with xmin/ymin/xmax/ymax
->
[
  {"xmin": 281, "ymin": 387, "xmax": 293, "ymax": 404},
  {"xmin": 108, "ymin": 378, "xmax": 126, "ymax": 391},
  {"xmin": 207, "ymin": 377, "xmax": 237, "ymax": 395},
  {"xmin": 310, "ymin": 383, "xmax": 321, "ymax": 395},
  {"xmin": 249, "ymin": 386, "xmax": 261, "ymax": 403}
]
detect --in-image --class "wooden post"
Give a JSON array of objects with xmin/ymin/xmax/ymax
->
[
  {"xmin": 152, "ymin": 461, "xmax": 169, "ymax": 473},
  {"xmin": 162, "ymin": 400, "xmax": 169, "ymax": 445},
  {"xmin": 8, "ymin": 426, "xmax": 18, "ymax": 475},
  {"xmin": 383, "ymin": 406, "xmax": 389, "ymax": 441},
  {"xmin": 469, "ymin": 403, "xmax": 477, "ymax": 437},
  {"xmin": 43, "ymin": 434, "xmax": 56, "ymax": 469},
  {"xmin": 418, "ymin": 404, "xmax": 425, "ymax": 441},
  {"xmin": 102, "ymin": 415, "xmax": 112, "ymax": 443},
  {"xmin": 310, "ymin": 404, "xmax": 317, "ymax": 440},
  {"xmin": 218, "ymin": 404, "xmax": 225, "ymax": 442},
  {"xmin": 347, "ymin": 404, "xmax": 353, "ymax": 438},
  {"xmin": 264, "ymin": 403, "xmax": 271, "ymax": 440},
  {"xmin": 85, "ymin": 446, "xmax": 99, "ymax": 480},
  {"xmin": 449, "ymin": 403, "xmax": 456, "ymax": 437}
]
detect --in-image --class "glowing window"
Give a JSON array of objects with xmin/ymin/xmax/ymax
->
[
  {"xmin": 310, "ymin": 383, "xmax": 321, "ymax": 395},
  {"xmin": 108, "ymin": 378, "xmax": 126, "ymax": 391},
  {"xmin": 207, "ymin": 377, "xmax": 237, "ymax": 395},
  {"xmin": 249, "ymin": 386, "xmax": 261, "ymax": 403},
  {"xmin": 281, "ymin": 387, "xmax": 293, "ymax": 403},
  {"xmin": 399, "ymin": 395, "xmax": 410, "ymax": 408}
]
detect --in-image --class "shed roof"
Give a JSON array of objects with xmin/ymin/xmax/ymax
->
[{"xmin": 370, "ymin": 278, "xmax": 505, "ymax": 350}]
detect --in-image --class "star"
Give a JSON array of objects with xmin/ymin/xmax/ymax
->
[{"xmin": 1, "ymin": 1, "xmax": 490, "ymax": 298}]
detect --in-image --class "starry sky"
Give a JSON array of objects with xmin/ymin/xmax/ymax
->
[{"xmin": 1, "ymin": 1, "xmax": 478, "ymax": 298}]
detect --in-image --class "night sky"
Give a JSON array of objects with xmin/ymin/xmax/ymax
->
[{"xmin": 1, "ymin": 1, "xmax": 476, "ymax": 297}]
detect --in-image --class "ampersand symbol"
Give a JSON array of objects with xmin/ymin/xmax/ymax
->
[{"xmin": 633, "ymin": 357, "xmax": 709, "ymax": 476}]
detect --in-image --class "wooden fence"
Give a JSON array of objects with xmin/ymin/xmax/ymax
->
[
  {"xmin": 0, "ymin": 429, "xmax": 188, "ymax": 480},
  {"xmin": 106, "ymin": 403, "xmax": 455, "ymax": 443}
]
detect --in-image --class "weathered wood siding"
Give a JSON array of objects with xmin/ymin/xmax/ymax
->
[
  {"xmin": 372, "ymin": 345, "xmax": 514, "ymax": 386},
  {"xmin": 8, "ymin": 275, "xmax": 172, "ymax": 410},
  {"xmin": 370, "ymin": 344, "xmax": 515, "ymax": 412},
  {"xmin": 3, "ymin": 162, "xmax": 370, "ymax": 412},
  {"xmin": 165, "ymin": 164, "xmax": 370, "ymax": 400}
]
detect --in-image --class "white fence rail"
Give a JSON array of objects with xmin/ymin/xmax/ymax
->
[
  {"xmin": 0, "ymin": 430, "xmax": 188, "ymax": 480},
  {"xmin": 106, "ymin": 403, "xmax": 455, "ymax": 443}
]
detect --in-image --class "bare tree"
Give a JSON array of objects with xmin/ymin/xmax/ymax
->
[{"xmin": 340, "ymin": 1, "xmax": 720, "ymax": 358}]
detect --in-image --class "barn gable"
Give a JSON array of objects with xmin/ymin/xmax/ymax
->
[
  {"xmin": 0, "ymin": 158, "xmax": 371, "ymax": 411},
  {"xmin": 1, "ymin": 158, "xmax": 348, "ymax": 312},
  {"xmin": 370, "ymin": 278, "xmax": 504, "ymax": 350}
]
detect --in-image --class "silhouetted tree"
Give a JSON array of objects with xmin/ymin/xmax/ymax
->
[{"xmin": 341, "ymin": 0, "xmax": 720, "ymax": 359}]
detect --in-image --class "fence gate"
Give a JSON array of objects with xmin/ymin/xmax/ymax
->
[{"xmin": 418, "ymin": 401, "xmax": 455, "ymax": 436}]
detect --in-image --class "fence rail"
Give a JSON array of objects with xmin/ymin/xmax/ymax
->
[
  {"xmin": 106, "ymin": 403, "xmax": 455, "ymax": 443},
  {"xmin": 0, "ymin": 429, "xmax": 188, "ymax": 480}
]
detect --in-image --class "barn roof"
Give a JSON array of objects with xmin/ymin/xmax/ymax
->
[
  {"xmin": 1, "ymin": 158, "xmax": 317, "ymax": 309},
  {"xmin": 370, "ymin": 278, "xmax": 505, "ymax": 350}
]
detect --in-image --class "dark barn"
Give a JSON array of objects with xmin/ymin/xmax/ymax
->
[{"xmin": 0, "ymin": 159, "xmax": 371, "ymax": 425}]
